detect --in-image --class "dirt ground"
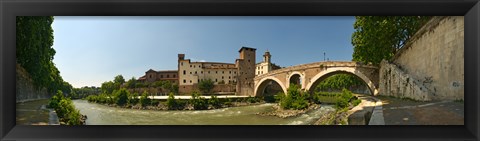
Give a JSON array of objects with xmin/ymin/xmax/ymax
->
[{"xmin": 377, "ymin": 96, "xmax": 464, "ymax": 125}]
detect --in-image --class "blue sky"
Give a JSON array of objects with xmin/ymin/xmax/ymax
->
[{"xmin": 51, "ymin": 16, "xmax": 356, "ymax": 88}]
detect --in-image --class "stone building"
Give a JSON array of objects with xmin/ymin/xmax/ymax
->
[
  {"xmin": 255, "ymin": 50, "xmax": 281, "ymax": 76},
  {"xmin": 178, "ymin": 47, "xmax": 257, "ymax": 96},
  {"xmin": 137, "ymin": 69, "xmax": 178, "ymax": 84},
  {"xmin": 235, "ymin": 47, "xmax": 257, "ymax": 96}
]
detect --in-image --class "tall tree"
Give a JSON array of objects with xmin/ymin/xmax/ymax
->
[
  {"xmin": 351, "ymin": 16, "xmax": 431, "ymax": 65},
  {"xmin": 17, "ymin": 16, "xmax": 73, "ymax": 94},
  {"xmin": 114, "ymin": 75, "xmax": 125, "ymax": 84},
  {"xmin": 198, "ymin": 79, "xmax": 214, "ymax": 94}
]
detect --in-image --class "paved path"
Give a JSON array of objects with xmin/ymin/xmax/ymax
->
[{"xmin": 376, "ymin": 96, "xmax": 464, "ymax": 125}]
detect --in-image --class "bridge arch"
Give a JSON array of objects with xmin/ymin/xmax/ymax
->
[
  {"xmin": 254, "ymin": 76, "xmax": 288, "ymax": 97},
  {"xmin": 286, "ymin": 71, "xmax": 305, "ymax": 89},
  {"xmin": 305, "ymin": 67, "xmax": 378, "ymax": 95}
]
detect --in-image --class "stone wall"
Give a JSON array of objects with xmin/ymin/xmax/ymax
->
[
  {"xmin": 379, "ymin": 60, "xmax": 434, "ymax": 101},
  {"xmin": 379, "ymin": 16, "xmax": 464, "ymax": 101},
  {"xmin": 16, "ymin": 63, "xmax": 51, "ymax": 102},
  {"xmin": 178, "ymin": 84, "xmax": 236, "ymax": 95}
]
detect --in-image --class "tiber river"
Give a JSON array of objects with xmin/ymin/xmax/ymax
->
[{"xmin": 71, "ymin": 100, "xmax": 335, "ymax": 125}]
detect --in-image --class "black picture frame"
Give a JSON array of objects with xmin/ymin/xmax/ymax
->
[{"xmin": 1, "ymin": 0, "xmax": 479, "ymax": 141}]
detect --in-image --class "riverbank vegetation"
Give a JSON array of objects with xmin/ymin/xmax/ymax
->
[
  {"xmin": 47, "ymin": 91, "xmax": 86, "ymax": 125},
  {"xmin": 258, "ymin": 84, "xmax": 362, "ymax": 120},
  {"xmin": 86, "ymin": 88, "xmax": 263, "ymax": 110}
]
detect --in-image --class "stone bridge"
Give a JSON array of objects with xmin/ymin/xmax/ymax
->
[{"xmin": 253, "ymin": 61, "xmax": 379, "ymax": 96}]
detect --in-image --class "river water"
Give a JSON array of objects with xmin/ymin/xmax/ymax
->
[{"xmin": 72, "ymin": 100, "xmax": 335, "ymax": 125}]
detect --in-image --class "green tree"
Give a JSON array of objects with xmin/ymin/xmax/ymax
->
[
  {"xmin": 279, "ymin": 84, "xmax": 309, "ymax": 110},
  {"xmin": 166, "ymin": 92, "xmax": 178, "ymax": 110},
  {"xmin": 190, "ymin": 91, "xmax": 208, "ymax": 110},
  {"xmin": 101, "ymin": 81, "xmax": 115, "ymax": 94},
  {"xmin": 125, "ymin": 77, "xmax": 137, "ymax": 89},
  {"xmin": 351, "ymin": 16, "xmax": 431, "ymax": 65},
  {"xmin": 315, "ymin": 74, "xmax": 364, "ymax": 92},
  {"xmin": 198, "ymin": 79, "xmax": 214, "ymax": 94},
  {"xmin": 114, "ymin": 88, "xmax": 129, "ymax": 106},
  {"xmin": 139, "ymin": 91, "xmax": 151, "ymax": 107},
  {"xmin": 114, "ymin": 75, "xmax": 125, "ymax": 85},
  {"xmin": 17, "ymin": 16, "xmax": 74, "ymax": 94}
]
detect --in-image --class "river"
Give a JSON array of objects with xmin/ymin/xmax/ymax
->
[{"xmin": 72, "ymin": 100, "xmax": 335, "ymax": 125}]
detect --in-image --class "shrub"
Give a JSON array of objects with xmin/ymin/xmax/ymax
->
[
  {"xmin": 335, "ymin": 98, "xmax": 349, "ymax": 109},
  {"xmin": 246, "ymin": 96, "xmax": 258, "ymax": 103},
  {"xmin": 208, "ymin": 95, "xmax": 221, "ymax": 108},
  {"xmin": 48, "ymin": 90, "xmax": 83, "ymax": 125},
  {"xmin": 352, "ymin": 99, "xmax": 362, "ymax": 106},
  {"xmin": 166, "ymin": 92, "xmax": 178, "ymax": 109},
  {"xmin": 114, "ymin": 88, "xmax": 129, "ymax": 106},
  {"xmin": 190, "ymin": 91, "xmax": 208, "ymax": 110},
  {"xmin": 48, "ymin": 90, "xmax": 64, "ymax": 108},
  {"xmin": 279, "ymin": 84, "xmax": 310, "ymax": 110},
  {"xmin": 139, "ymin": 91, "xmax": 151, "ymax": 107},
  {"xmin": 128, "ymin": 92, "xmax": 139, "ymax": 105}
]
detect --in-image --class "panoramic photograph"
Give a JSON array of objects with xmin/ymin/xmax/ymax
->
[{"xmin": 16, "ymin": 16, "xmax": 464, "ymax": 125}]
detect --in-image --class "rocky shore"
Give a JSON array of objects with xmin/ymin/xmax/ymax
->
[
  {"xmin": 97, "ymin": 101, "xmax": 265, "ymax": 111},
  {"xmin": 256, "ymin": 104, "xmax": 321, "ymax": 118}
]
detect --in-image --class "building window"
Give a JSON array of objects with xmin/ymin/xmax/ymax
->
[
  {"xmin": 201, "ymin": 71, "xmax": 203, "ymax": 74},
  {"xmin": 222, "ymin": 71, "xmax": 224, "ymax": 74},
  {"xmin": 190, "ymin": 80, "xmax": 192, "ymax": 83},
  {"xmin": 258, "ymin": 71, "xmax": 260, "ymax": 74},
  {"xmin": 215, "ymin": 79, "xmax": 218, "ymax": 82},
  {"xmin": 208, "ymin": 71, "xmax": 210, "ymax": 74},
  {"xmin": 190, "ymin": 72, "xmax": 192, "ymax": 74},
  {"xmin": 181, "ymin": 62, "xmax": 183, "ymax": 66},
  {"xmin": 160, "ymin": 75, "xmax": 163, "ymax": 78},
  {"xmin": 149, "ymin": 75, "xmax": 152, "ymax": 78},
  {"xmin": 167, "ymin": 75, "xmax": 169, "ymax": 78},
  {"xmin": 216, "ymin": 71, "xmax": 218, "ymax": 74},
  {"xmin": 183, "ymin": 70, "xmax": 186, "ymax": 75},
  {"xmin": 173, "ymin": 74, "xmax": 176, "ymax": 77},
  {"xmin": 183, "ymin": 79, "xmax": 186, "ymax": 83},
  {"xmin": 234, "ymin": 71, "xmax": 236, "ymax": 74},
  {"xmin": 190, "ymin": 65, "xmax": 192, "ymax": 67},
  {"xmin": 229, "ymin": 71, "xmax": 231, "ymax": 74},
  {"xmin": 222, "ymin": 76, "xmax": 224, "ymax": 79},
  {"xmin": 261, "ymin": 71, "xmax": 263, "ymax": 74},
  {"xmin": 199, "ymin": 65, "xmax": 201, "ymax": 68},
  {"xmin": 195, "ymin": 71, "xmax": 197, "ymax": 74},
  {"xmin": 248, "ymin": 59, "xmax": 250, "ymax": 62},
  {"xmin": 229, "ymin": 76, "xmax": 231, "ymax": 79}
]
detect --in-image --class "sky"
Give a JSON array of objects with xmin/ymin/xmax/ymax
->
[{"xmin": 51, "ymin": 16, "xmax": 356, "ymax": 88}]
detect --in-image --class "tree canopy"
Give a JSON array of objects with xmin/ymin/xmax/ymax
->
[
  {"xmin": 351, "ymin": 16, "xmax": 431, "ymax": 65},
  {"xmin": 198, "ymin": 79, "xmax": 214, "ymax": 94},
  {"xmin": 314, "ymin": 74, "xmax": 364, "ymax": 92},
  {"xmin": 16, "ymin": 16, "xmax": 72, "ymax": 94}
]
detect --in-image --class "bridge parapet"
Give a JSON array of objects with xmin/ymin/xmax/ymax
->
[{"xmin": 254, "ymin": 61, "xmax": 377, "ymax": 81}]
